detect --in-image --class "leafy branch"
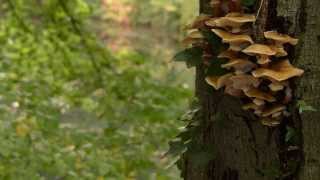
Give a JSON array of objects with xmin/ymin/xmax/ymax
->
[{"xmin": 57, "ymin": 0, "xmax": 103, "ymax": 78}]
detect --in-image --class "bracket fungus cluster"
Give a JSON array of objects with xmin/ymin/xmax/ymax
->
[{"xmin": 182, "ymin": 9, "xmax": 304, "ymax": 127}]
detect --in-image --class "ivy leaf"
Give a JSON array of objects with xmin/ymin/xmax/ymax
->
[
  {"xmin": 200, "ymin": 30, "xmax": 228, "ymax": 53},
  {"xmin": 241, "ymin": 0, "xmax": 257, "ymax": 6},
  {"xmin": 206, "ymin": 58, "xmax": 230, "ymax": 76},
  {"xmin": 285, "ymin": 126, "xmax": 297, "ymax": 142},
  {"xmin": 173, "ymin": 47, "xmax": 203, "ymax": 68},
  {"xmin": 166, "ymin": 138, "xmax": 187, "ymax": 157},
  {"xmin": 201, "ymin": 29, "xmax": 221, "ymax": 47},
  {"xmin": 297, "ymin": 100, "xmax": 317, "ymax": 114}
]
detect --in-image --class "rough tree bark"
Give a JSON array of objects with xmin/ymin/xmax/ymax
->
[{"xmin": 181, "ymin": 0, "xmax": 320, "ymax": 179}]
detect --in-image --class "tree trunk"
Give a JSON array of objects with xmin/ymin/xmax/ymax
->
[{"xmin": 181, "ymin": 0, "xmax": 320, "ymax": 179}]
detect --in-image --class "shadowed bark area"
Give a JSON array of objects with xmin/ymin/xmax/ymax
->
[
  {"xmin": 277, "ymin": 0, "xmax": 320, "ymax": 179},
  {"xmin": 182, "ymin": 0, "xmax": 320, "ymax": 179}
]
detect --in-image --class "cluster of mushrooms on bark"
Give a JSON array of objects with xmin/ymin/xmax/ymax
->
[{"xmin": 182, "ymin": 1, "xmax": 304, "ymax": 127}]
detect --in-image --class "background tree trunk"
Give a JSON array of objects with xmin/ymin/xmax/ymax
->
[{"xmin": 181, "ymin": 0, "xmax": 320, "ymax": 179}]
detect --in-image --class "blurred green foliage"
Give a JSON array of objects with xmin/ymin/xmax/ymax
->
[{"xmin": 0, "ymin": 0, "xmax": 196, "ymax": 179}]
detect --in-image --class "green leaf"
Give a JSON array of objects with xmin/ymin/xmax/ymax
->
[
  {"xmin": 285, "ymin": 127, "xmax": 297, "ymax": 142},
  {"xmin": 297, "ymin": 100, "xmax": 317, "ymax": 114},
  {"xmin": 201, "ymin": 30, "xmax": 221, "ymax": 47},
  {"xmin": 173, "ymin": 47, "xmax": 203, "ymax": 68},
  {"xmin": 200, "ymin": 30, "xmax": 228, "ymax": 53},
  {"xmin": 205, "ymin": 58, "xmax": 230, "ymax": 76},
  {"xmin": 241, "ymin": 0, "xmax": 257, "ymax": 6},
  {"xmin": 166, "ymin": 139, "xmax": 187, "ymax": 157}
]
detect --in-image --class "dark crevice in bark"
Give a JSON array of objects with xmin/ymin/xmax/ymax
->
[{"xmin": 268, "ymin": 0, "xmax": 305, "ymax": 179}]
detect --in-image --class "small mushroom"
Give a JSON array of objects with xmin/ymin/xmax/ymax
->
[
  {"xmin": 252, "ymin": 59, "xmax": 304, "ymax": 81},
  {"xmin": 271, "ymin": 111, "xmax": 283, "ymax": 118},
  {"xmin": 261, "ymin": 104, "xmax": 286, "ymax": 117},
  {"xmin": 264, "ymin": 31, "xmax": 299, "ymax": 46},
  {"xmin": 261, "ymin": 117, "xmax": 282, "ymax": 127},
  {"xmin": 242, "ymin": 44, "xmax": 276, "ymax": 65},
  {"xmin": 206, "ymin": 13, "xmax": 256, "ymax": 33},
  {"xmin": 269, "ymin": 81, "xmax": 285, "ymax": 91},
  {"xmin": 182, "ymin": 29, "xmax": 204, "ymax": 46},
  {"xmin": 182, "ymin": 37, "xmax": 203, "ymax": 46},
  {"xmin": 186, "ymin": 15, "xmax": 212, "ymax": 29},
  {"xmin": 253, "ymin": 98, "xmax": 265, "ymax": 106},
  {"xmin": 205, "ymin": 73, "xmax": 233, "ymax": 90},
  {"xmin": 221, "ymin": 58, "xmax": 257, "ymax": 74},
  {"xmin": 229, "ymin": 74, "xmax": 261, "ymax": 91},
  {"xmin": 225, "ymin": 85, "xmax": 244, "ymax": 97},
  {"xmin": 211, "ymin": 29, "xmax": 253, "ymax": 51},
  {"xmin": 244, "ymin": 88, "xmax": 276, "ymax": 102},
  {"xmin": 269, "ymin": 45, "xmax": 288, "ymax": 57},
  {"xmin": 242, "ymin": 102, "xmax": 260, "ymax": 111},
  {"xmin": 218, "ymin": 49, "xmax": 239, "ymax": 59},
  {"xmin": 187, "ymin": 29, "xmax": 204, "ymax": 39}
]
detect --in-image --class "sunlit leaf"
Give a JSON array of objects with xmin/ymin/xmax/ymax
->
[
  {"xmin": 16, "ymin": 122, "xmax": 31, "ymax": 138},
  {"xmin": 297, "ymin": 100, "xmax": 317, "ymax": 114}
]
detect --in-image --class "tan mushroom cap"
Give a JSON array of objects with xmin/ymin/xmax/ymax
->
[
  {"xmin": 261, "ymin": 117, "xmax": 281, "ymax": 127},
  {"xmin": 225, "ymin": 85, "xmax": 244, "ymax": 97},
  {"xmin": 272, "ymin": 111, "xmax": 283, "ymax": 118},
  {"xmin": 264, "ymin": 31, "xmax": 299, "ymax": 46},
  {"xmin": 242, "ymin": 44, "xmax": 276, "ymax": 56},
  {"xmin": 252, "ymin": 59, "xmax": 304, "ymax": 81},
  {"xmin": 253, "ymin": 98, "xmax": 265, "ymax": 106},
  {"xmin": 242, "ymin": 44, "xmax": 276, "ymax": 65},
  {"xmin": 187, "ymin": 29, "xmax": 204, "ymax": 39},
  {"xmin": 182, "ymin": 37, "xmax": 203, "ymax": 46},
  {"xmin": 221, "ymin": 58, "xmax": 257, "ymax": 74},
  {"xmin": 261, "ymin": 104, "xmax": 286, "ymax": 117},
  {"xmin": 211, "ymin": 29, "xmax": 254, "ymax": 44},
  {"xmin": 182, "ymin": 30, "xmax": 204, "ymax": 46},
  {"xmin": 218, "ymin": 50, "xmax": 239, "ymax": 59},
  {"xmin": 244, "ymin": 88, "xmax": 276, "ymax": 102},
  {"xmin": 270, "ymin": 45, "xmax": 288, "ymax": 57},
  {"xmin": 205, "ymin": 73, "xmax": 233, "ymax": 90},
  {"xmin": 269, "ymin": 81, "xmax": 285, "ymax": 91},
  {"xmin": 206, "ymin": 14, "xmax": 256, "ymax": 33},
  {"xmin": 229, "ymin": 75, "xmax": 260, "ymax": 91}
]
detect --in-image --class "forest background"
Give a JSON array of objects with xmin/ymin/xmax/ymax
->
[{"xmin": 0, "ymin": 0, "xmax": 197, "ymax": 179}]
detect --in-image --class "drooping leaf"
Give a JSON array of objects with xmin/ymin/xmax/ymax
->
[{"xmin": 173, "ymin": 47, "xmax": 203, "ymax": 68}]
